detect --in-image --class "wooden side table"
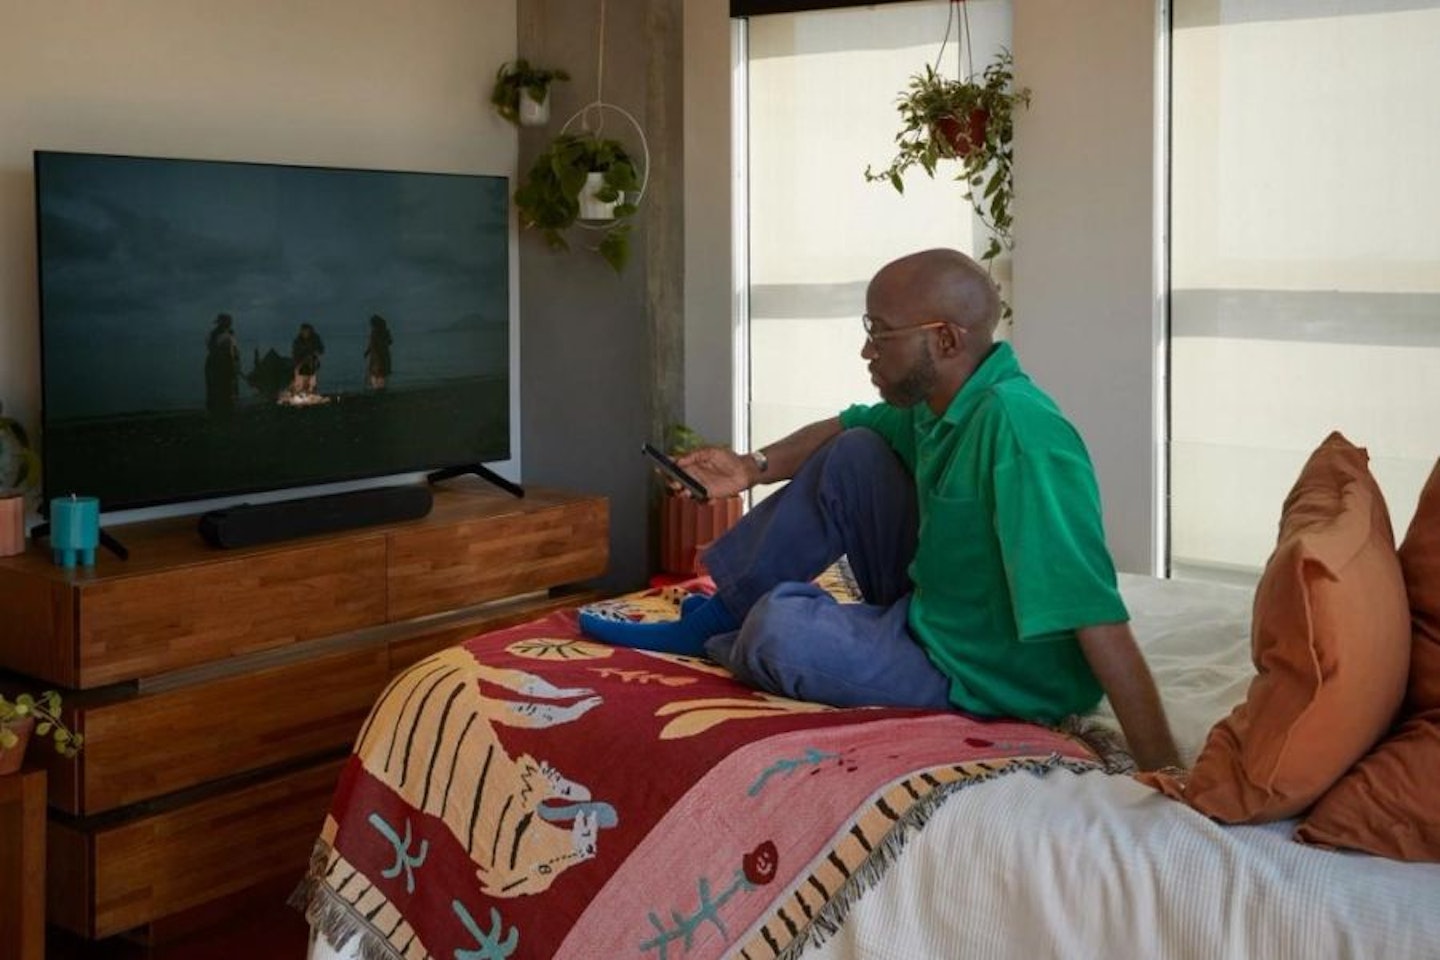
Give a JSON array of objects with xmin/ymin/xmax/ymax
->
[{"xmin": 0, "ymin": 768, "xmax": 46, "ymax": 960}]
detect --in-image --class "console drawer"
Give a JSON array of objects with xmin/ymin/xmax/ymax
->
[
  {"xmin": 47, "ymin": 646, "xmax": 387, "ymax": 816},
  {"xmin": 48, "ymin": 759, "xmax": 343, "ymax": 939},
  {"xmin": 74, "ymin": 538, "xmax": 388, "ymax": 688},
  {"xmin": 388, "ymin": 493, "xmax": 607, "ymax": 619}
]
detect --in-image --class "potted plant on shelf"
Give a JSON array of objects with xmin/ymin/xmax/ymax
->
[
  {"xmin": 0, "ymin": 689, "xmax": 83, "ymax": 776},
  {"xmin": 490, "ymin": 59, "xmax": 570, "ymax": 127},
  {"xmin": 657, "ymin": 426, "xmax": 743, "ymax": 578},
  {"xmin": 513, "ymin": 132, "xmax": 641, "ymax": 273},
  {"xmin": 864, "ymin": 50, "xmax": 1030, "ymax": 314},
  {"xmin": 0, "ymin": 400, "xmax": 40, "ymax": 556}
]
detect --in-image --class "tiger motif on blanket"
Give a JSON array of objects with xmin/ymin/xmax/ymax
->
[{"xmin": 353, "ymin": 647, "xmax": 616, "ymax": 897}]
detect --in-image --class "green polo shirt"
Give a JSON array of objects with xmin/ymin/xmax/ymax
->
[{"xmin": 839, "ymin": 342, "xmax": 1127, "ymax": 722}]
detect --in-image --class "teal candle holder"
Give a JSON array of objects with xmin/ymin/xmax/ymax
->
[{"xmin": 50, "ymin": 495, "xmax": 100, "ymax": 568}]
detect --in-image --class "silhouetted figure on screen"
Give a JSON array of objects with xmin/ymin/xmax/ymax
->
[
  {"xmin": 205, "ymin": 313, "xmax": 240, "ymax": 415},
  {"xmin": 291, "ymin": 323, "xmax": 325, "ymax": 396},
  {"xmin": 365, "ymin": 314, "xmax": 393, "ymax": 389}
]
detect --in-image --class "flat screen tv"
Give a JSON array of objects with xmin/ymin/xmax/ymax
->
[{"xmin": 34, "ymin": 150, "xmax": 511, "ymax": 514}]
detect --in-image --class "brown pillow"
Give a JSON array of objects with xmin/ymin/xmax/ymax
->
[
  {"xmin": 1138, "ymin": 433, "xmax": 1411, "ymax": 822},
  {"xmin": 1295, "ymin": 458, "xmax": 1440, "ymax": 860}
]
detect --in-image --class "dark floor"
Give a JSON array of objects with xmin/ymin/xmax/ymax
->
[{"xmin": 46, "ymin": 894, "xmax": 312, "ymax": 960}]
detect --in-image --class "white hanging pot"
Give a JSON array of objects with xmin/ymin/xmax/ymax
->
[
  {"xmin": 578, "ymin": 171, "xmax": 618, "ymax": 221},
  {"xmin": 518, "ymin": 88, "xmax": 550, "ymax": 127}
]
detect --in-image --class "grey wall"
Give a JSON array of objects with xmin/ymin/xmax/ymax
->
[
  {"xmin": 518, "ymin": 1, "xmax": 685, "ymax": 592},
  {"xmin": 683, "ymin": 1, "xmax": 736, "ymax": 447}
]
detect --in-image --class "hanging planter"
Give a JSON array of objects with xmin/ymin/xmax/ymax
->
[
  {"xmin": 865, "ymin": 7, "xmax": 1031, "ymax": 321},
  {"xmin": 511, "ymin": 0, "xmax": 650, "ymax": 272},
  {"xmin": 518, "ymin": 88, "xmax": 552, "ymax": 127},
  {"xmin": 578, "ymin": 171, "xmax": 618, "ymax": 221},
  {"xmin": 514, "ymin": 129, "xmax": 644, "ymax": 272},
  {"xmin": 490, "ymin": 59, "xmax": 570, "ymax": 128},
  {"xmin": 932, "ymin": 106, "xmax": 989, "ymax": 160},
  {"xmin": 865, "ymin": 53, "xmax": 1029, "ymax": 268}
]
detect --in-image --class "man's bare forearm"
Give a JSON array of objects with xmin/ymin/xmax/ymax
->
[
  {"xmin": 748, "ymin": 417, "xmax": 843, "ymax": 485},
  {"xmin": 1077, "ymin": 622, "xmax": 1180, "ymax": 772}
]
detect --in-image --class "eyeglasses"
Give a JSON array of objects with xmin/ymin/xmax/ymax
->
[{"xmin": 861, "ymin": 314, "xmax": 949, "ymax": 344}]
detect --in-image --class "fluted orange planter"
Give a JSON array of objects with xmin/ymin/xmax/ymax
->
[{"xmin": 661, "ymin": 493, "xmax": 743, "ymax": 577}]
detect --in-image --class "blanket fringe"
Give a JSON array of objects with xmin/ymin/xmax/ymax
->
[
  {"xmin": 1056, "ymin": 714, "xmax": 1136, "ymax": 774},
  {"xmin": 289, "ymin": 839, "xmax": 409, "ymax": 960},
  {"xmin": 771, "ymin": 754, "xmax": 1096, "ymax": 960}
]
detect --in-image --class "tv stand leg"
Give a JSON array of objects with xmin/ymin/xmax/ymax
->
[
  {"xmin": 99, "ymin": 530, "xmax": 131, "ymax": 561},
  {"xmin": 427, "ymin": 464, "xmax": 524, "ymax": 499}
]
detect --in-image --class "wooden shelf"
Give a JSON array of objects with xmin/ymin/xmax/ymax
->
[
  {"xmin": 0, "ymin": 768, "xmax": 46, "ymax": 960},
  {"xmin": 0, "ymin": 482, "xmax": 609, "ymax": 941}
]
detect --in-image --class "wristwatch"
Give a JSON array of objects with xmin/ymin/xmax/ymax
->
[{"xmin": 749, "ymin": 449, "xmax": 769, "ymax": 475}]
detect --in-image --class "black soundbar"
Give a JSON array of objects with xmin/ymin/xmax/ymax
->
[{"xmin": 197, "ymin": 484, "xmax": 433, "ymax": 549}]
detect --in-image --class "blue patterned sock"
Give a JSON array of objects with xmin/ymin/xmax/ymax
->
[{"xmin": 579, "ymin": 595, "xmax": 739, "ymax": 656}]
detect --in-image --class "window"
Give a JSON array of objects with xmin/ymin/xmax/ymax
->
[
  {"xmin": 1169, "ymin": 1, "xmax": 1440, "ymax": 579},
  {"xmin": 737, "ymin": 0, "xmax": 1014, "ymax": 469}
]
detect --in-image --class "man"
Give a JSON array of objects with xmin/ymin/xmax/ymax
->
[{"xmin": 581, "ymin": 248, "xmax": 1179, "ymax": 771}]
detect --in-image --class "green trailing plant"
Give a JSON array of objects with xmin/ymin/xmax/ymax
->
[
  {"xmin": 513, "ymin": 133, "xmax": 641, "ymax": 273},
  {"xmin": 667, "ymin": 424, "xmax": 707, "ymax": 456},
  {"xmin": 865, "ymin": 50, "xmax": 1030, "ymax": 313},
  {"xmin": 490, "ymin": 59, "xmax": 570, "ymax": 126},
  {"xmin": 1, "ymin": 690, "xmax": 83, "ymax": 757}
]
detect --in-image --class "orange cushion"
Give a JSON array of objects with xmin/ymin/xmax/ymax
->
[
  {"xmin": 1294, "ymin": 712, "xmax": 1440, "ymax": 859},
  {"xmin": 1294, "ymin": 458, "xmax": 1440, "ymax": 860},
  {"xmin": 1138, "ymin": 433, "xmax": 1411, "ymax": 822}
]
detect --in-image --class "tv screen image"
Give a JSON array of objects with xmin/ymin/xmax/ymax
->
[{"xmin": 35, "ymin": 150, "xmax": 510, "ymax": 513}]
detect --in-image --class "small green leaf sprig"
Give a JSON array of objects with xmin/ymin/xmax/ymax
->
[{"xmin": 1, "ymin": 690, "xmax": 83, "ymax": 757}]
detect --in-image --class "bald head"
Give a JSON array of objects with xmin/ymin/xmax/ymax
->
[{"xmin": 868, "ymin": 248, "xmax": 1001, "ymax": 341}]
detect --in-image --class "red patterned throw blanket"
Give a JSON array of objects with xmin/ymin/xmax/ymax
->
[{"xmin": 295, "ymin": 584, "xmax": 1097, "ymax": 960}]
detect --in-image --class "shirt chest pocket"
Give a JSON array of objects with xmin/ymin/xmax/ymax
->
[{"xmin": 913, "ymin": 492, "xmax": 997, "ymax": 605}]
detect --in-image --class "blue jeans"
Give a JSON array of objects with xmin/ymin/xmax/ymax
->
[{"xmin": 702, "ymin": 429, "xmax": 953, "ymax": 710}]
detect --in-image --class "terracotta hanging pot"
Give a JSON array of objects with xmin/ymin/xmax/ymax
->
[
  {"xmin": 0, "ymin": 716, "xmax": 35, "ymax": 776},
  {"xmin": 933, "ymin": 107, "xmax": 989, "ymax": 160},
  {"xmin": 661, "ymin": 493, "xmax": 743, "ymax": 577}
]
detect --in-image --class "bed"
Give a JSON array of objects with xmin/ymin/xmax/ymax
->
[{"xmin": 295, "ymin": 570, "xmax": 1440, "ymax": 960}]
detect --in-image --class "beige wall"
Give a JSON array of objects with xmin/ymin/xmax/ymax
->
[
  {"xmin": 0, "ymin": 0, "xmax": 517, "ymax": 517},
  {"xmin": 1011, "ymin": 0, "xmax": 1162, "ymax": 574}
]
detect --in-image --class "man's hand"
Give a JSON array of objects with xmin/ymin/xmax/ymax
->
[
  {"xmin": 1076, "ymin": 622, "xmax": 1181, "ymax": 772},
  {"xmin": 673, "ymin": 447, "xmax": 754, "ymax": 499},
  {"xmin": 673, "ymin": 417, "xmax": 845, "ymax": 499}
]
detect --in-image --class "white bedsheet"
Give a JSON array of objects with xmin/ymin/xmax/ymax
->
[
  {"xmin": 805, "ymin": 767, "xmax": 1440, "ymax": 960},
  {"xmin": 805, "ymin": 574, "xmax": 1440, "ymax": 960}
]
